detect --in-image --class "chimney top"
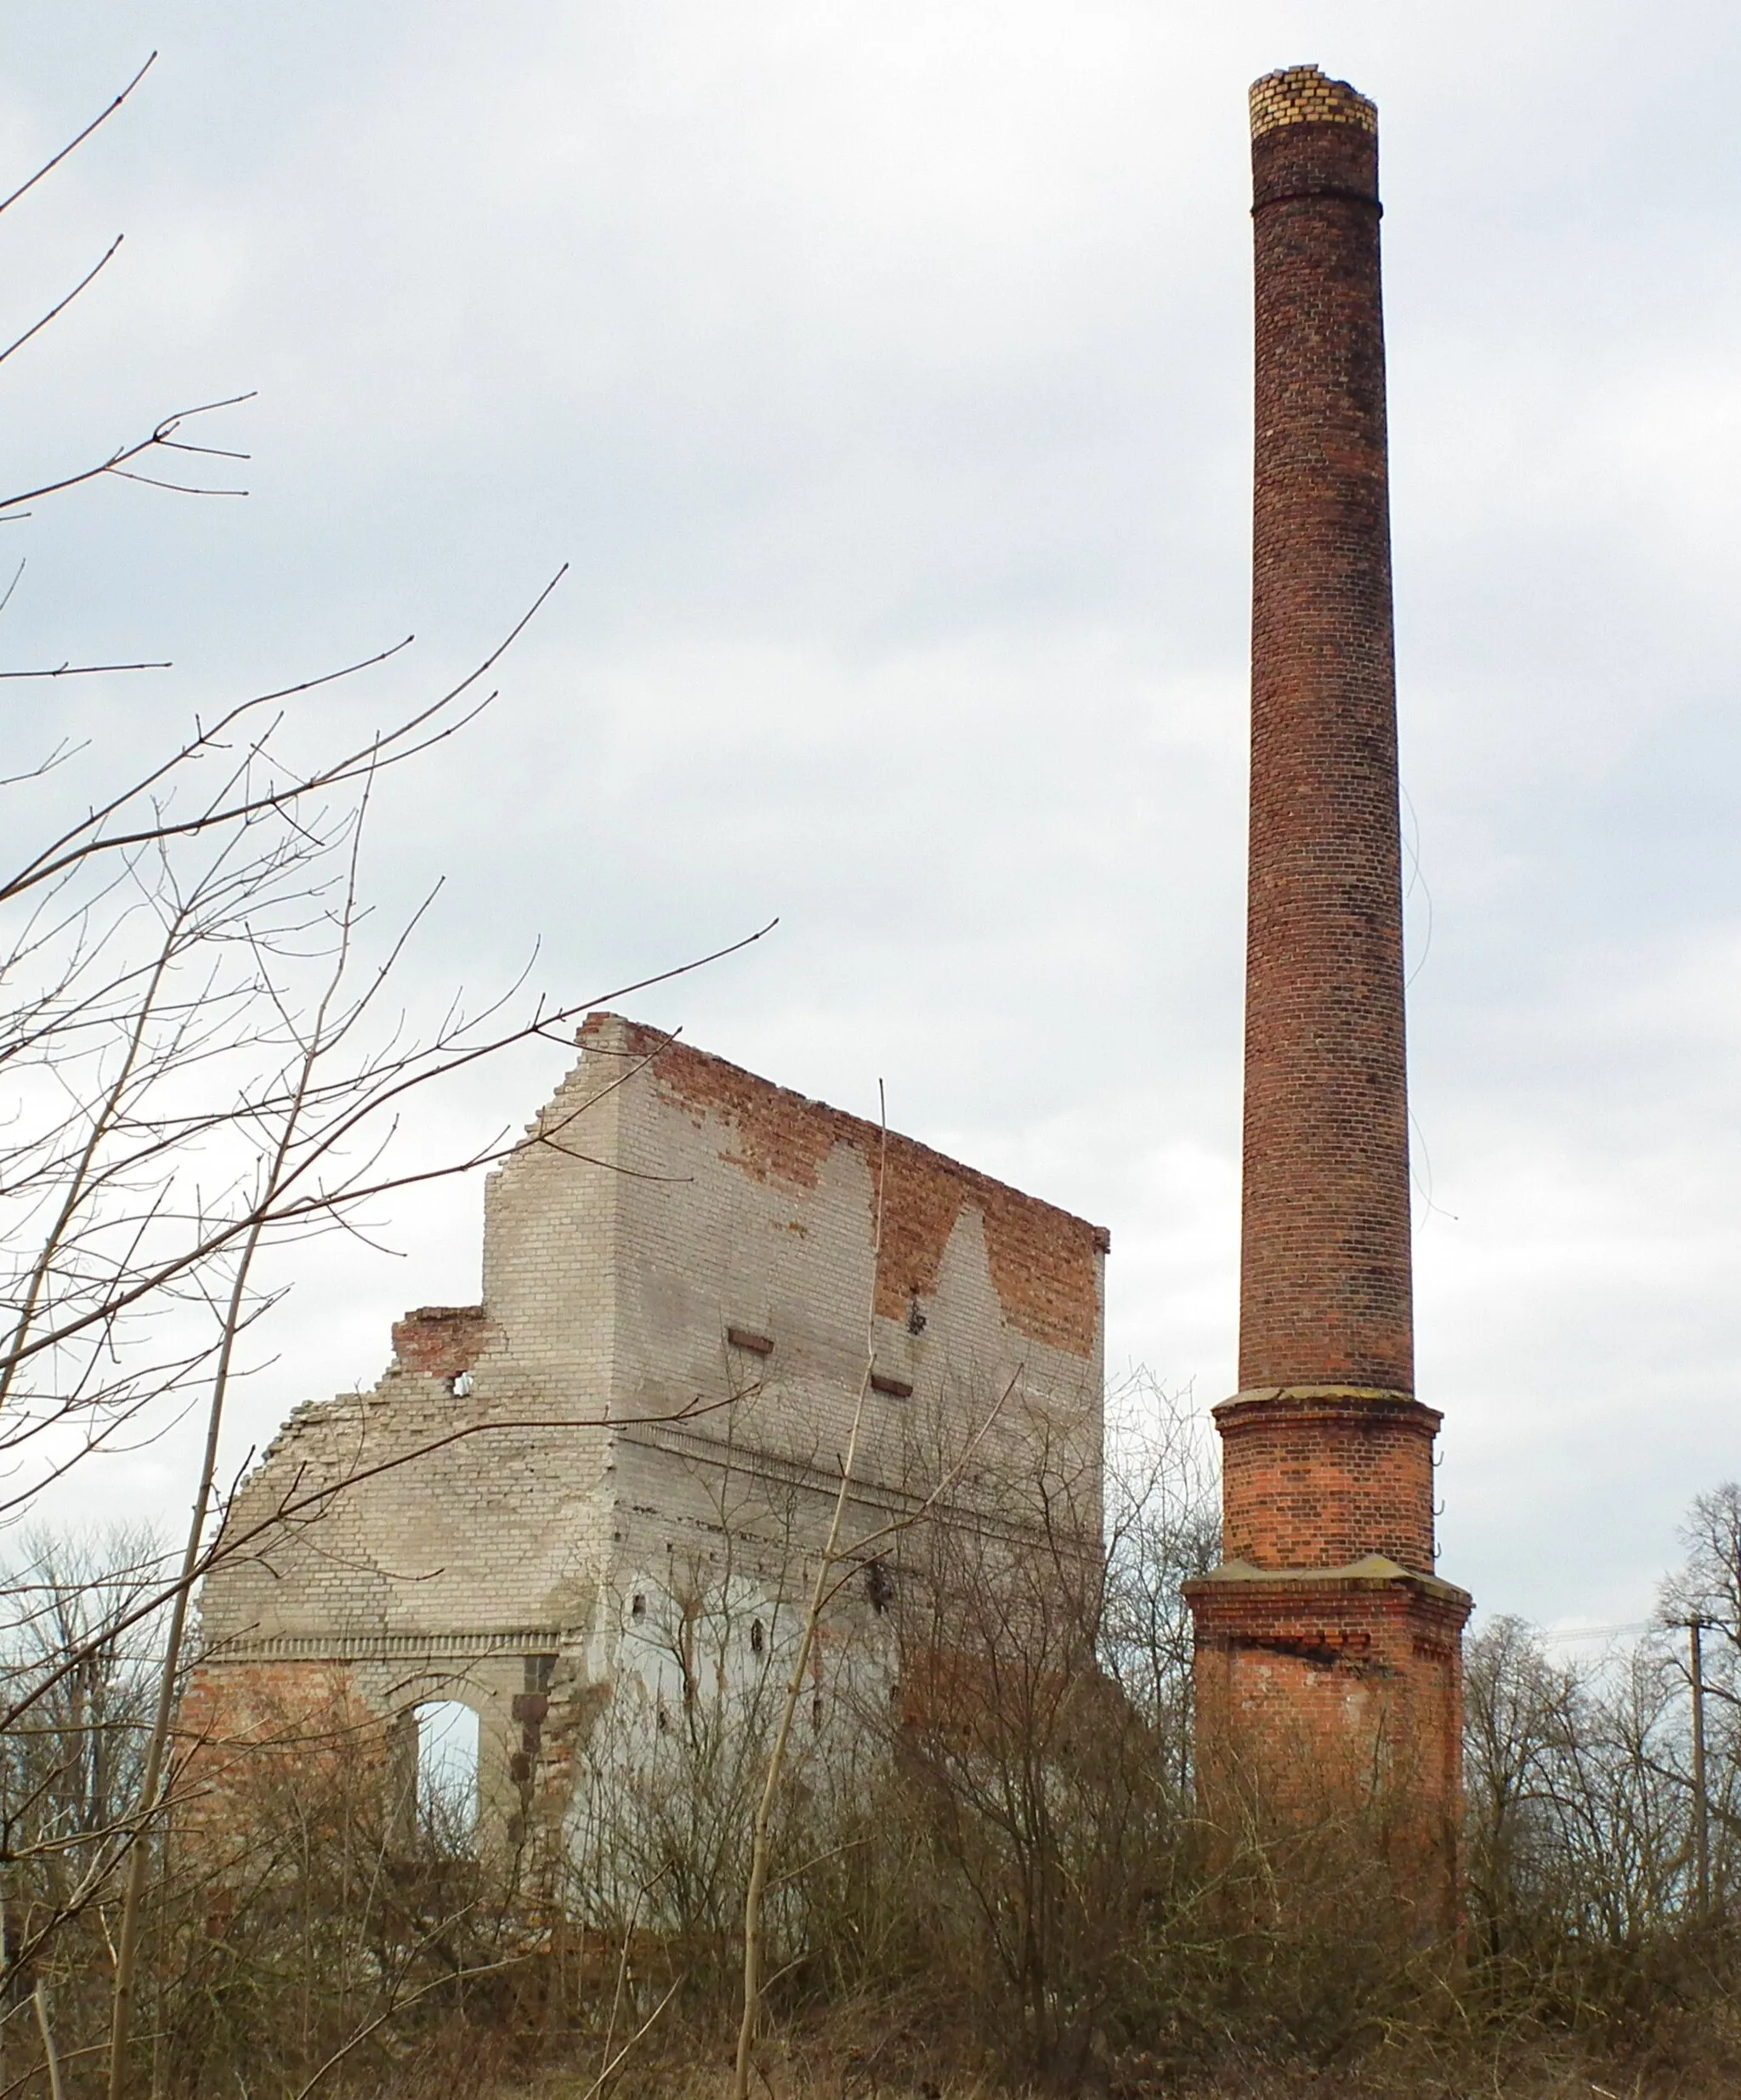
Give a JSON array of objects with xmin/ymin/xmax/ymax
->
[{"xmin": 1249, "ymin": 65, "xmax": 1376, "ymax": 140}]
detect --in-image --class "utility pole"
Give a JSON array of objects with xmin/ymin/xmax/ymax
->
[{"xmin": 1687, "ymin": 1618, "xmax": 1710, "ymax": 1921}]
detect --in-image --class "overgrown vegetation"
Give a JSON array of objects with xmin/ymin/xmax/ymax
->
[{"xmin": 3, "ymin": 1442, "xmax": 1739, "ymax": 2097}]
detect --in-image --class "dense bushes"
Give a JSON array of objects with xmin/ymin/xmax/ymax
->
[{"xmin": 5, "ymin": 1450, "xmax": 1741, "ymax": 2097}]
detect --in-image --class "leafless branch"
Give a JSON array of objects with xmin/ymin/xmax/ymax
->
[{"xmin": 0, "ymin": 54, "xmax": 156, "ymax": 220}]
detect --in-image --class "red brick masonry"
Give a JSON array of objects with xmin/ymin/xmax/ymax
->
[
  {"xmin": 1187, "ymin": 1558, "xmax": 1468, "ymax": 1934},
  {"xmin": 1242, "ymin": 72, "xmax": 1409, "ymax": 1393},
  {"xmin": 1217, "ymin": 1388, "xmax": 1438, "ymax": 1574},
  {"xmin": 577, "ymin": 1012, "xmax": 1107, "ymax": 1359},
  {"xmin": 1189, "ymin": 68, "xmax": 1470, "ymax": 1921},
  {"xmin": 392, "ymin": 1304, "xmax": 491, "ymax": 1382}
]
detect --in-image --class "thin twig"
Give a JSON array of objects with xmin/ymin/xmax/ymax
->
[
  {"xmin": 599, "ymin": 1864, "xmax": 669, "ymax": 2080},
  {"xmin": 286, "ymin": 1955, "xmax": 525, "ymax": 2100},
  {"xmin": 580, "ymin": 1977, "xmax": 681, "ymax": 2100},
  {"xmin": 0, "ymin": 662, "xmax": 169, "ymax": 678},
  {"xmin": 0, "ymin": 54, "xmax": 156, "ymax": 219},
  {"xmin": 0, "ymin": 234, "xmax": 124, "ymax": 370},
  {"xmin": 31, "ymin": 1984, "xmax": 65, "ymax": 2100}
]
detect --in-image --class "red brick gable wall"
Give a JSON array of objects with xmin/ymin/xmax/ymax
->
[{"xmin": 577, "ymin": 1013, "xmax": 1106, "ymax": 1359}]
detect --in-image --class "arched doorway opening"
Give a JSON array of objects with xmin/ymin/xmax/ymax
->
[{"xmin": 413, "ymin": 1698, "xmax": 479, "ymax": 1852}]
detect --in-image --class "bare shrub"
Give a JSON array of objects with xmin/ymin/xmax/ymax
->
[
  {"xmin": 1461, "ymin": 1604, "xmax": 1740, "ymax": 2069},
  {"xmin": 156, "ymin": 1677, "xmax": 532, "ymax": 2100}
]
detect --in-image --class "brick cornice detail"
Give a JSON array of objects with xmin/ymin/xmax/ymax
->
[
  {"xmin": 1213, "ymin": 1387, "xmax": 1441, "ymax": 1433},
  {"xmin": 1183, "ymin": 1554, "xmax": 1472, "ymax": 1614}
]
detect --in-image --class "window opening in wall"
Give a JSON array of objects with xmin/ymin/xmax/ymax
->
[
  {"xmin": 450, "ymin": 1370, "xmax": 474, "ymax": 1398},
  {"xmin": 415, "ymin": 1700, "xmax": 479, "ymax": 1853},
  {"xmin": 750, "ymin": 1618, "xmax": 765, "ymax": 1654},
  {"xmin": 525, "ymin": 1653, "xmax": 555, "ymax": 1694},
  {"xmin": 865, "ymin": 1559, "xmax": 895, "ymax": 1615},
  {"xmin": 632, "ymin": 1592, "xmax": 647, "ymax": 1620}
]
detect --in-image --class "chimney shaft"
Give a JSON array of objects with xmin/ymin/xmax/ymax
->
[{"xmin": 1242, "ymin": 68, "xmax": 1410, "ymax": 1399}]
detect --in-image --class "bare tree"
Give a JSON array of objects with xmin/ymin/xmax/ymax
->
[
  {"xmin": 1098, "ymin": 1371, "xmax": 1220, "ymax": 1792},
  {"xmin": 0, "ymin": 55, "xmax": 770, "ymax": 2097},
  {"xmin": 1662, "ymin": 1482, "xmax": 1741, "ymax": 1657}
]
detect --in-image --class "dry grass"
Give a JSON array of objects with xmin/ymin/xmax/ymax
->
[
  {"xmin": 486, "ymin": 2046, "xmax": 1741, "ymax": 2100},
  {"xmin": 444, "ymin": 1984, "xmax": 1741, "ymax": 2100}
]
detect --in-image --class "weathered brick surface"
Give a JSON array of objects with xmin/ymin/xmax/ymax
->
[
  {"xmin": 1188, "ymin": 69, "xmax": 1469, "ymax": 1919},
  {"xmin": 391, "ymin": 1304, "xmax": 491, "ymax": 1380},
  {"xmin": 192, "ymin": 1018, "xmax": 1106, "ymax": 1854},
  {"xmin": 583, "ymin": 1015, "xmax": 1106, "ymax": 1359},
  {"xmin": 1249, "ymin": 65, "xmax": 1376, "ymax": 139},
  {"xmin": 176, "ymin": 1660, "xmax": 387, "ymax": 1850},
  {"xmin": 1216, "ymin": 1389, "xmax": 1438, "ymax": 1572},
  {"xmin": 1241, "ymin": 65, "xmax": 1409, "ymax": 1396},
  {"xmin": 1186, "ymin": 1562, "xmax": 1467, "ymax": 1935}
]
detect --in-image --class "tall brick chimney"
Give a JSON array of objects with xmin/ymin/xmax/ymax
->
[{"xmin": 1184, "ymin": 66, "xmax": 1472, "ymax": 1927}]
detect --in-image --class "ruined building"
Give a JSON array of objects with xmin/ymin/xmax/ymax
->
[
  {"xmin": 1183, "ymin": 67, "xmax": 1472, "ymax": 1922},
  {"xmin": 189, "ymin": 62, "xmax": 1465, "ymax": 1922},
  {"xmin": 187, "ymin": 1013, "xmax": 1107, "ymax": 1848}
]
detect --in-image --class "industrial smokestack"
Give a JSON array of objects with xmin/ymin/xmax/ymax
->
[
  {"xmin": 1185, "ymin": 66, "xmax": 1471, "ymax": 1929},
  {"xmin": 1243, "ymin": 66, "xmax": 1409, "ymax": 1405}
]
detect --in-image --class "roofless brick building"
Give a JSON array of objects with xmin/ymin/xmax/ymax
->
[
  {"xmin": 1184, "ymin": 67, "xmax": 1472, "ymax": 1923},
  {"xmin": 187, "ymin": 1017, "xmax": 1105, "ymax": 1854}
]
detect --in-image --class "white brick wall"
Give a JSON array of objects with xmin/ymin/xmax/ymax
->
[{"xmin": 192, "ymin": 1014, "xmax": 1107, "ymax": 1853}]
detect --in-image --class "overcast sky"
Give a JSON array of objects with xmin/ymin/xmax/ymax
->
[{"xmin": 4, "ymin": 2, "xmax": 1739, "ymax": 1634}]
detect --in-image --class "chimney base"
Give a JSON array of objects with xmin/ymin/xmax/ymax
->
[{"xmin": 1185, "ymin": 1558, "xmax": 1472, "ymax": 1940}]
